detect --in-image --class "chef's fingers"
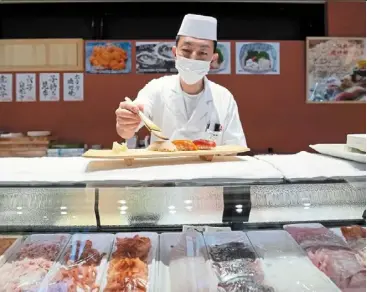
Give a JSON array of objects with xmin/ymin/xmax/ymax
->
[
  {"xmin": 137, "ymin": 104, "xmax": 144, "ymax": 112},
  {"xmin": 117, "ymin": 121, "xmax": 140, "ymax": 132},
  {"xmin": 119, "ymin": 101, "xmax": 141, "ymax": 114},
  {"xmin": 116, "ymin": 123, "xmax": 138, "ymax": 138},
  {"xmin": 116, "ymin": 117, "xmax": 140, "ymax": 126},
  {"xmin": 115, "ymin": 108, "xmax": 140, "ymax": 120}
]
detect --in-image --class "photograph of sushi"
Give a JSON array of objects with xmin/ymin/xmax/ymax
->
[
  {"xmin": 236, "ymin": 42, "xmax": 280, "ymax": 75},
  {"xmin": 209, "ymin": 42, "xmax": 231, "ymax": 74},
  {"xmin": 136, "ymin": 42, "xmax": 177, "ymax": 74},
  {"xmin": 306, "ymin": 37, "xmax": 366, "ymax": 103}
]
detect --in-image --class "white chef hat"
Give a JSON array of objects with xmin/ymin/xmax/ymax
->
[{"xmin": 177, "ymin": 14, "xmax": 217, "ymax": 41}]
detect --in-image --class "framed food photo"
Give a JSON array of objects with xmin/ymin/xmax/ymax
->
[
  {"xmin": 306, "ymin": 37, "xmax": 366, "ymax": 103},
  {"xmin": 85, "ymin": 41, "xmax": 132, "ymax": 74}
]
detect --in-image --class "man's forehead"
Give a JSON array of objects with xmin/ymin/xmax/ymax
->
[{"xmin": 179, "ymin": 36, "xmax": 213, "ymax": 49}]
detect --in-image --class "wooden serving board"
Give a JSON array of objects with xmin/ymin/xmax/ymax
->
[{"xmin": 83, "ymin": 145, "xmax": 250, "ymax": 166}]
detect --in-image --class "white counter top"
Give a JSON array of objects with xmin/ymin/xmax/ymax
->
[
  {"xmin": 0, "ymin": 152, "xmax": 365, "ymax": 186},
  {"xmin": 255, "ymin": 151, "xmax": 366, "ymax": 182},
  {"xmin": 0, "ymin": 155, "xmax": 283, "ymax": 185}
]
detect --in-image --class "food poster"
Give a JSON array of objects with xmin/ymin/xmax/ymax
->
[
  {"xmin": 39, "ymin": 73, "xmax": 60, "ymax": 102},
  {"xmin": 306, "ymin": 37, "xmax": 366, "ymax": 103},
  {"xmin": 136, "ymin": 41, "xmax": 177, "ymax": 74},
  {"xmin": 0, "ymin": 74, "xmax": 12, "ymax": 102},
  {"xmin": 16, "ymin": 73, "xmax": 36, "ymax": 102},
  {"xmin": 209, "ymin": 42, "xmax": 231, "ymax": 74},
  {"xmin": 236, "ymin": 42, "xmax": 280, "ymax": 75},
  {"xmin": 85, "ymin": 41, "xmax": 132, "ymax": 74}
]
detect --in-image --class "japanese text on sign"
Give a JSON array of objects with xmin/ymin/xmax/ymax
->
[
  {"xmin": 63, "ymin": 73, "xmax": 84, "ymax": 101},
  {"xmin": 16, "ymin": 73, "xmax": 36, "ymax": 102},
  {"xmin": 40, "ymin": 73, "xmax": 60, "ymax": 101},
  {"xmin": 0, "ymin": 74, "xmax": 12, "ymax": 102}
]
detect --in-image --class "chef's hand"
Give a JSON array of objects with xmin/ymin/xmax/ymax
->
[{"xmin": 115, "ymin": 101, "xmax": 144, "ymax": 139}]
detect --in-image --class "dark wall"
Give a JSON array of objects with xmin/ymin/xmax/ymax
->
[
  {"xmin": 0, "ymin": 2, "xmax": 325, "ymax": 40},
  {"xmin": 0, "ymin": 1, "xmax": 365, "ymax": 154}
]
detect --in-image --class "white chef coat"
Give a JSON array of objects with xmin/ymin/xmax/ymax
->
[{"xmin": 134, "ymin": 75, "xmax": 247, "ymax": 146}]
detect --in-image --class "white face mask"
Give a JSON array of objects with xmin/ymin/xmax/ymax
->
[{"xmin": 175, "ymin": 55, "xmax": 211, "ymax": 85}]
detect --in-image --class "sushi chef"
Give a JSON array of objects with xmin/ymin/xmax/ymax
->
[{"xmin": 116, "ymin": 14, "xmax": 247, "ymax": 146}]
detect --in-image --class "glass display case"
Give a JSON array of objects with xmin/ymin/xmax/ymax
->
[
  {"xmin": 0, "ymin": 178, "xmax": 365, "ymax": 291},
  {"xmin": 0, "ymin": 179, "xmax": 365, "ymax": 233}
]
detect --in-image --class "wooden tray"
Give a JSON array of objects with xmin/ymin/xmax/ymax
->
[{"xmin": 83, "ymin": 145, "xmax": 250, "ymax": 166}]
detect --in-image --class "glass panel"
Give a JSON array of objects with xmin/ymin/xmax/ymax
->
[
  {"xmin": 98, "ymin": 186, "xmax": 227, "ymax": 227},
  {"xmin": 249, "ymin": 181, "xmax": 366, "ymax": 223},
  {"xmin": 0, "ymin": 187, "xmax": 96, "ymax": 228}
]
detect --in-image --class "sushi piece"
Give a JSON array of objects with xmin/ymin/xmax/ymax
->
[
  {"xmin": 172, "ymin": 140, "xmax": 198, "ymax": 151},
  {"xmin": 147, "ymin": 141, "xmax": 177, "ymax": 152},
  {"xmin": 193, "ymin": 139, "xmax": 216, "ymax": 150}
]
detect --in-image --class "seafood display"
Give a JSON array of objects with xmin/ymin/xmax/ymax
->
[
  {"xmin": 285, "ymin": 224, "xmax": 366, "ymax": 291},
  {"xmin": 0, "ymin": 229, "xmax": 363, "ymax": 291},
  {"xmin": 340, "ymin": 226, "xmax": 366, "ymax": 267},
  {"xmin": 43, "ymin": 234, "xmax": 114, "ymax": 292},
  {"xmin": 45, "ymin": 234, "xmax": 113, "ymax": 292},
  {"xmin": 104, "ymin": 234, "xmax": 154, "ymax": 292},
  {"xmin": 205, "ymin": 232, "xmax": 275, "ymax": 292},
  {"xmin": 0, "ymin": 234, "xmax": 69, "ymax": 291}
]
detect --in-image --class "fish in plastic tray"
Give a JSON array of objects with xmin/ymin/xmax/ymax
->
[
  {"xmin": 41, "ymin": 234, "xmax": 114, "ymax": 292},
  {"xmin": 209, "ymin": 242, "xmax": 257, "ymax": 262},
  {"xmin": 0, "ymin": 234, "xmax": 70, "ymax": 292},
  {"xmin": 102, "ymin": 233, "xmax": 158, "ymax": 292},
  {"xmin": 340, "ymin": 226, "xmax": 366, "ymax": 267},
  {"xmin": 308, "ymin": 247, "xmax": 366, "ymax": 291},
  {"xmin": 212, "ymin": 258, "xmax": 263, "ymax": 283},
  {"xmin": 218, "ymin": 277, "xmax": 275, "ymax": 292},
  {"xmin": 284, "ymin": 225, "xmax": 350, "ymax": 251}
]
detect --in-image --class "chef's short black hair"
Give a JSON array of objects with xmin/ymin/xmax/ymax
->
[{"xmin": 176, "ymin": 36, "xmax": 217, "ymax": 53}]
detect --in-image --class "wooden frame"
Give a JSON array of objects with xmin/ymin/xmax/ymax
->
[
  {"xmin": 306, "ymin": 36, "xmax": 366, "ymax": 104},
  {"xmin": 0, "ymin": 39, "xmax": 84, "ymax": 72}
]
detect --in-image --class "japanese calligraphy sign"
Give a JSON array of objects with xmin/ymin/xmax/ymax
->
[
  {"xmin": 16, "ymin": 73, "xmax": 36, "ymax": 102},
  {"xmin": 63, "ymin": 73, "xmax": 84, "ymax": 101},
  {"xmin": 0, "ymin": 74, "xmax": 12, "ymax": 102},
  {"xmin": 40, "ymin": 73, "xmax": 60, "ymax": 101}
]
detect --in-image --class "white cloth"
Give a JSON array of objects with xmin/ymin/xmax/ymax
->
[
  {"xmin": 255, "ymin": 151, "xmax": 366, "ymax": 182},
  {"xmin": 1, "ymin": 152, "xmax": 365, "ymax": 185},
  {"xmin": 135, "ymin": 75, "xmax": 247, "ymax": 146},
  {"xmin": 178, "ymin": 14, "xmax": 217, "ymax": 41},
  {"xmin": 0, "ymin": 156, "xmax": 283, "ymax": 185}
]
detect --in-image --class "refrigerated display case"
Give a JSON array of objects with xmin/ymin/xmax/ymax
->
[
  {"xmin": 0, "ymin": 179, "xmax": 365, "ymax": 233},
  {"xmin": 0, "ymin": 151, "xmax": 365, "ymax": 291}
]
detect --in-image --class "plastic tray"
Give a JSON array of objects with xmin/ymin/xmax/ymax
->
[
  {"xmin": 100, "ymin": 232, "xmax": 158, "ymax": 292},
  {"xmin": 40, "ymin": 233, "xmax": 114, "ymax": 292}
]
